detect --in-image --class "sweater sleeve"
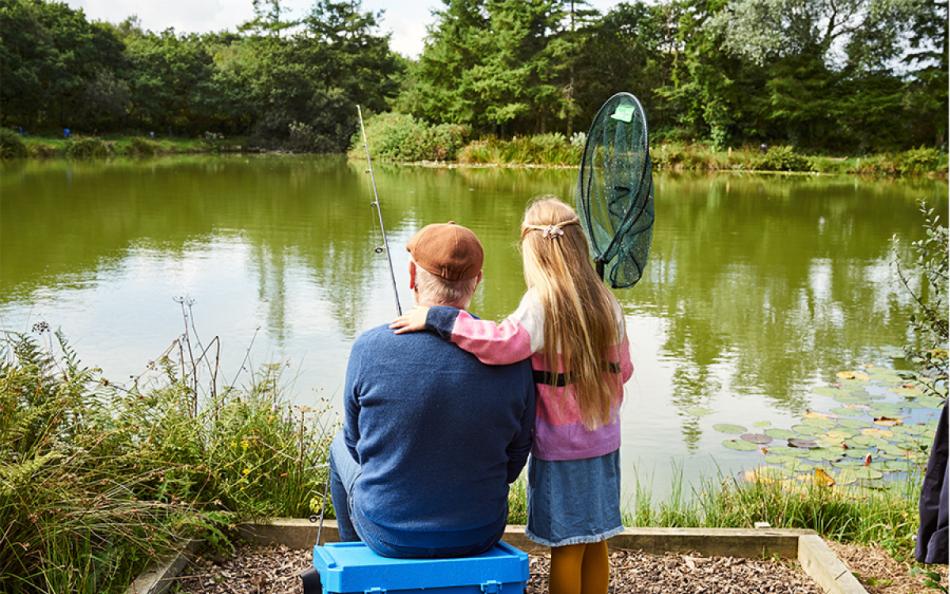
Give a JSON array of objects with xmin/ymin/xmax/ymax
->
[
  {"xmin": 425, "ymin": 291, "xmax": 544, "ymax": 366},
  {"xmin": 342, "ymin": 338, "xmax": 364, "ymax": 463}
]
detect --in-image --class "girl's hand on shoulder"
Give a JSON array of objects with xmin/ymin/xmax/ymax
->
[{"xmin": 389, "ymin": 306, "xmax": 430, "ymax": 334}]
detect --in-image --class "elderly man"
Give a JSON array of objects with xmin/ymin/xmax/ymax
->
[{"xmin": 328, "ymin": 222, "xmax": 536, "ymax": 558}]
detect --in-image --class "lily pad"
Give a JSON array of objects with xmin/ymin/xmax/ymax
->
[
  {"xmin": 723, "ymin": 438, "xmax": 758, "ymax": 451},
  {"xmin": 713, "ymin": 423, "xmax": 747, "ymax": 435},
  {"xmin": 837, "ymin": 370, "xmax": 870, "ymax": 381},
  {"xmin": 764, "ymin": 453, "xmax": 800, "ymax": 467},
  {"xmin": 838, "ymin": 418, "xmax": 871, "ymax": 429},
  {"xmin": 685, "ymin": 406, "xmax": 714, "ymax": 417},
  {"xmin": 740, "ymin": 433, "xmax": 773, "ymax": 445},
  {"xmin": 753, "ymin": 420, "xmax": 772, "ymax": 428},
  {"xmin": 788, "ymin": 438, "xmax": 820, "ymax": 449},
  {"xmin": 861, "ymin": 427, "xmax": 894, "ymax": 439},
  {"xmin": 842, "ymin": 466, "xmax": 884, "ymax": 481},
  {"xmin": 792, "ymin": 424, "xmax": 826, "ymax": 436},
  {"xmin": 765, "ymin": 428, "xmax": 797, "ymax": 440}
]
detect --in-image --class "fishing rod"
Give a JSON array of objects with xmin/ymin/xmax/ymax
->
[{"xmin": 357, "ymin": 105, "xmax": 402, "ymax": 316}]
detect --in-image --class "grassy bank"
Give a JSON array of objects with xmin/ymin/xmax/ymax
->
[
  {"xmin": 1, "ymin": 129, "xmax": 248, "ymax": 159},
  {"xmin": 0, "ymin": 330, "xmax": 332, "ymax": 593},
  {"xmin": 350, "ymin": 113, "xmax": 949, "ymax": 178}
]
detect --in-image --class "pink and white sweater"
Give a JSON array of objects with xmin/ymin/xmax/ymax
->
[{"xmin": 425, "ymin": 290, "xmax": 633, "ymax": 461}]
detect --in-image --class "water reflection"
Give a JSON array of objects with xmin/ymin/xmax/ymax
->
[{"xmin": 1, "ymin": 156, "xmax": 945, "ymax": 488}]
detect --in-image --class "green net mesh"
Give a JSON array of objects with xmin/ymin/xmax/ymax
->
[{"xmin": 576, "ymin": 92, "xmax": 655, "ymax": 289}]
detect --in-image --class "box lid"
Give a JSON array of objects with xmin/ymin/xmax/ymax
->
[{"xmin": 313, "ymin": 541, "xmax": 529, "ymax": 591}]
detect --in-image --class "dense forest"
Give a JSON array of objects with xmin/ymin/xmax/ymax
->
[{"xmin": 0, "ymin": 0, "xmax": 947, "ymax": 152}]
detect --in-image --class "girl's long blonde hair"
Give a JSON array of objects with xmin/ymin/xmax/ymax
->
[{"xmin": 521, "ymin": 196, "xmax": 619, "ymax": 429}]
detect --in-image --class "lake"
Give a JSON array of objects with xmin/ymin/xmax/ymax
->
[{"xmin": 1, "ymin": 155, "xmax": 946, "ymax": 499}]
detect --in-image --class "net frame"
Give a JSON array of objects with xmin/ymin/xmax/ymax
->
[{"xmin": 576, "ymin": 92, "xmax": 654, "ymax": 289}]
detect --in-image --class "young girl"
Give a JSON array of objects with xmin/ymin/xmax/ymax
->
[{"xmin": 390, "ymin": 196, "xmax": 633, "ymax": 594}]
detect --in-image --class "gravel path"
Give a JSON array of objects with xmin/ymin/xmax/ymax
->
[{"xmin": 171, "ymin": 544, "xmax": 822, "ymax": 594}]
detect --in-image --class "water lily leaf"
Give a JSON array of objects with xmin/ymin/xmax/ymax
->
[
  {"xmin": 837, "ymin": 370, "xmax": 870, "ymax": 381},
  {"xmin": 831, "ymin": 392, "xmax": 868, "ymax": 404},
  {"xmin": 753, "ymin": 420, "xmax": 772, "ymax": 428},
  {"xmin": 685, "ymin": 406, "xmax": 714, "ymax": 417},
  {"xmin": 873, "ymin": 416, "xmax": 903, "ymax": 427},
  {"xmin": 867, "ymin": 402, "xmax": 904, "ymax": 417},
  {"xmin": 802, "ymin": 417, "xmax": 837, "ymax": 429},
  {"xmin": 788, "ymin": 438, "xmax": 819, "ymax": 449},
  {"xmin": 838, "ymin": 418, "xmax": 871, "ymax": 429},
  {"xmin": 723, "ymin": 439, "xmax": 758, "ymax": 451},
  {"xmin": 740, "ymin": 433, "xmax": 773, "ymax": 445},
  {"xmin": 804, "ymin": 410, "xmax": 835, "ymax": 420},
  {"xmin": 809, "ymin": 449, "xmax": 845, "ymax": 462},
  {"xmin": 878, "ymin": 460, "xmax": 916, "ymax": 472},
  {"xmin": 842, "ymin": 466, "xmax": 884, "ymax": 481},
  {"xmin": 764, "ymin": 453, "xmax": 800, "ymax": 466},
  {"xmin": 713, "ymin": 423, "xmax": 747, "ymax": 435},
  {"xmin": 765, "ymin": 428, "xmax": 797, "ymax": 440},
  {"xmin": 792, "ymin": 424, "xmax": 826, "ymax": 436},
  {"xmin": 861, "ymin": 427, "xmax": 894, "ymax": 439},
  {"xmin": 850, "ymin": 434, "xmax": 882, "ymax": 448},
  {"xmin": 894, "ymin": 385, "xmax": 923, "ymax": 397},
  {"xmin": 825, "ymin": 430, "xmax": 855, "ymax": 441},
  {"xmin": 743, "ymin": 466, "xmax": 793, "ymax": 484},
  {"xmin": 893, "ymin": 424, "xmax": 932, "ymax": 436}
]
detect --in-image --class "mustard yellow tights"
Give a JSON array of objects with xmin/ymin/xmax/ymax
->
[{"xmin": 548, "ymin": 541, "xmax": 609, "ymax": 594}]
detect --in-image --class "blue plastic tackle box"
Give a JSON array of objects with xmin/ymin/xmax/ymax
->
[{"xmin": 310, "ymin": 541, "xmax": 529, "ymax": 594}]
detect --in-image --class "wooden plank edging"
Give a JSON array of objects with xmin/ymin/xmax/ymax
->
[
  {"xmin": 798, "ymin": 534, "xmax": 869, "ymax": 594},
  {"xmin": 125, "ymin": 539, "xmax": 199, "ymax": 594},
  {"xmin": 129, "ymin": 521, "xmax": 868, "ymax": 594}
]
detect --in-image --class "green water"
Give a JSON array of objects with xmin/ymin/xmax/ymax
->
[{"xmin": 1, "ymin": 155, "xmax": 946, "ymax": 495}]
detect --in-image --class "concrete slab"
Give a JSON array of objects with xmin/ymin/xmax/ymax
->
[{"xmin": 798, "ymin": 534, "xmax": 869, "ymax": 594}]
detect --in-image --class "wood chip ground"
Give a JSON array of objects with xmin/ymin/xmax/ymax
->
[
  {"xmin": 170, "ymin": 544, "xmax": 822, "ymax": 594},
  {"xmin": 829, "ymin": 542, "xmax": 948, "ymax": 594}
]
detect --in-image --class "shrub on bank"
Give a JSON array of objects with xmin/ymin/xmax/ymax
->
[
  {"xmin": 457, "ymin": 134, "xmax": 581, "ymax": 165},
  {"xmin": 753, "ymin": 145, "xmax": 812, "ymax": 172},
  {"xmin": 64, "ymin": 136, "xmax": 111, "ymax": 158},
  {"xmin": 351, "ymin": 112, "xmax": 469, "ymax": 162},
  {"xmin": 0, "ymin": 129, "xmax": 27, "ymax": 159}
]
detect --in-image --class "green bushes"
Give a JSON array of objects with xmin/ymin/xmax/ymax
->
[
  {"xmin": 64, "ymin": 136, "xmax": 111, "ymax": 158},
  {"xmin": 455, "ymin": 134, "xmax": 581, "ymax": 166},
  {"xmin": 753, "ymin": 146, "xmax": 812, "ymax": 172},
  {"xmin": 351, "ymin": 112, "xmax": 469, "ymax": 162},
  {"xmin": 0, "ymin": 129, "xmax": 27, "ymax": 159},
  {"xmin": 127, "ymin": 136, "xmax": 159, "ymax": 156},
  {"xmin": 0, "ymin": 332, "xmax": 332, "ymax": 593}
]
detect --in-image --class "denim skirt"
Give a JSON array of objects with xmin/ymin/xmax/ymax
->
[{"xmin": 525, "ymin": 449, "xmax": 623, "ymax": 547}]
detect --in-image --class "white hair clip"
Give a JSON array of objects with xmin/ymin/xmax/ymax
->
[{"xmin": 542, "ymin": 225, "xmax": 565, "ymax": 239}]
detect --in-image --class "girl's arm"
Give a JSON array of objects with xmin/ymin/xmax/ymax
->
[{"xmin": 391, "ymin": 291, "xmax": 543, "ymax": 366}]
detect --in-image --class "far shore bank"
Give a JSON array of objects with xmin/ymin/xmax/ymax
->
[{"xmin": 3, "ymin": 131, "xmax": 947, "ymax": 179}]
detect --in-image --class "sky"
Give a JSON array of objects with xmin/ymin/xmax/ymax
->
[{"xmin": 66, "ymin": 0, "xmax": 624, "ymax": 57}]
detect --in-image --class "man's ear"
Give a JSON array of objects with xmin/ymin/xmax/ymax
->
[{"xmin": 408, "ymin": 261, "xmax": 417, "ymax": 291}]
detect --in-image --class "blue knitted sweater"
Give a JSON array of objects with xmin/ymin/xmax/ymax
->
[{"xmin": 342, "ymin": 323, "xmax": 535, "ymax": 556}]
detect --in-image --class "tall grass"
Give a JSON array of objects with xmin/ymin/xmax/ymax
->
[
  {"xmin": 626, "ymin": 468, "xmax": 921, "ymax": 560},
  {"xmin": 0, "ymin": 328, "xmax": 333, "ymax": 593}
]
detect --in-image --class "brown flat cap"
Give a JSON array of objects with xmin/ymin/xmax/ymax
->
[{"xmin": 407, "ymin": 222, "xmax": 484, "ymax": 281}]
